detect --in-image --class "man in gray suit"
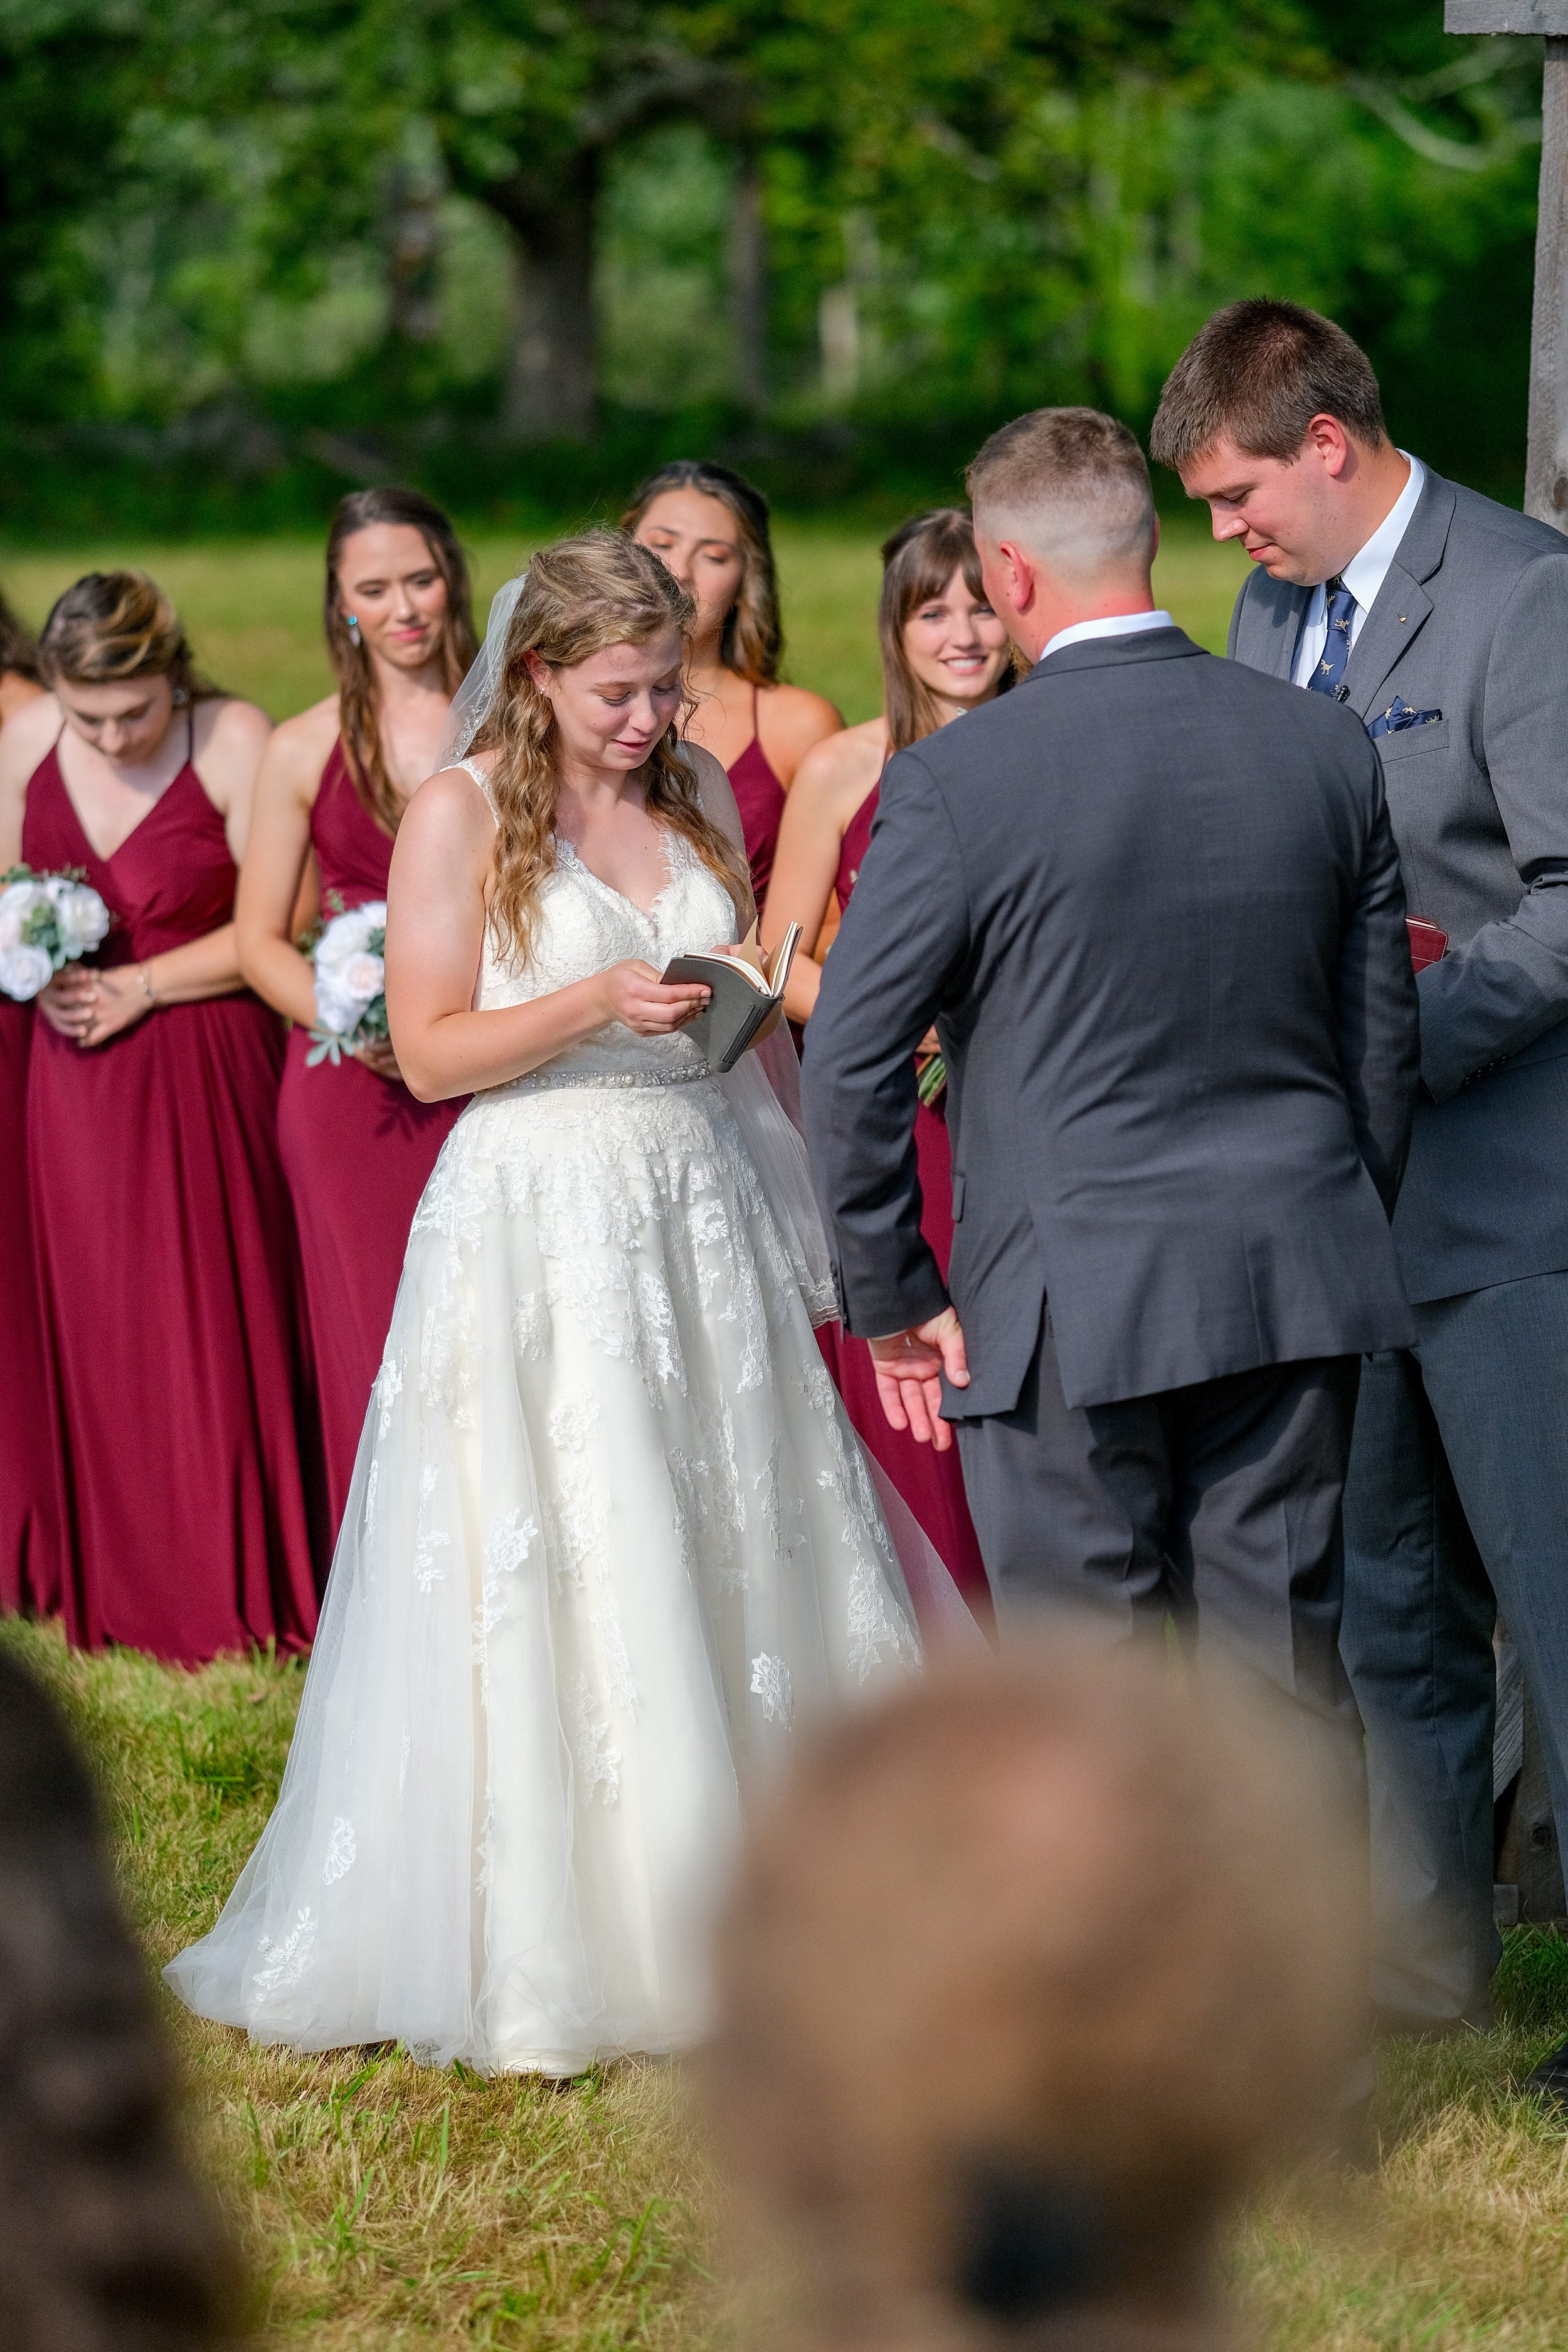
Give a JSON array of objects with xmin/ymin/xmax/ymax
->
[
  {"xmin": 802, "ymin": 406, "xmax": 1419, "ymax": 1771},
  {"xmin": 1153, "ymin": 297, "xmax": 1568, "ymax": 2033}
]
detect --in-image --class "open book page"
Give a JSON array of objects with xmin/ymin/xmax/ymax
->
[{"xmin": 662, "ymin": 921, "xmax": 802, "ymax": 1073}]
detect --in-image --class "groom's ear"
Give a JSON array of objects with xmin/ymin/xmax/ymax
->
[{"xmin": 986, "ymin": 539, "xmax": 1037, "ymax": 621}]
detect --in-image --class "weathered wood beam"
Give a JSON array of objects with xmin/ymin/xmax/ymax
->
[
  {"xmin": 1446, "ymin": 3, "xmax": 1568, "ymax": 31},
  {"xmin": 1446, "ymin": 10, "xmax": 1568, "ymax": 528}
]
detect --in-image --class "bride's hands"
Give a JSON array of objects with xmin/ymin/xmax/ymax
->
[{"xmin": 593, "ymin": 958, "xmax": 711, "ymax": 1037}]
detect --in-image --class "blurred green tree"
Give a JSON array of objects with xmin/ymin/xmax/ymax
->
[{"xmin": 0, "ymin": 0, "xmax": 1548, "ymax": 499}]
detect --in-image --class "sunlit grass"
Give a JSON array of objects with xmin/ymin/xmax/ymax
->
[
  {"xmin": 0, "ymin": 516, "xmax": 1249, "ymax": 732},
  {"xmin": 6, "ymin": 1611, "xmax": 1568, "ymax": 2349}
]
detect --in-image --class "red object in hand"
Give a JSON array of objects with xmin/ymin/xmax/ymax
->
[{"xmin": 1407, "ymin": 917, "xmax": 1448, "ymax": 972}]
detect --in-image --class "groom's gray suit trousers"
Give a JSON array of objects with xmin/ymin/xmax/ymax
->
[{"xmin": 954, "ymin": 1313, "xmax": 1364, "ymax": 1769}]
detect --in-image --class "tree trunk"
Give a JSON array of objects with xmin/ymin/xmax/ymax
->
[
  {"xmin": 728, "ymin": 154, "xmax": 766, "ymax": 413},
  {"xmin": 387, "ymin": 161, "xmax": 442, "ymax": 347},
  {"xmin": 479, "ymin": 156, "xmax": 599, "ymax": 443}
]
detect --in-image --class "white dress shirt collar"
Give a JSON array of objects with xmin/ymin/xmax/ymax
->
[
  {"xmin": 1040, "ymin": 608, "xmax": 1176, "ymax": 662},
  {"xmin": 1338, "ymin": 452, "xmax": 1426, "ymax": 615},
  {"xmin": 1290, "ymin": 454, "xmax": 1426, "ymax": 687}
]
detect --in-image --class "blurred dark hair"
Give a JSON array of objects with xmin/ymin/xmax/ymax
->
[
  {"xmin": 0, "ymin": 590, "xmax": 40, "ymax": 682},
  {"xmin": 621, "ymin": 460, "xmax": 782, "ymax": 686},
  {"xmin": 0, "ymin": 1650, "xmax": 241, "ymax": 2351},
  {"xmin": 1150, "ymin": 299, "xmax": 1387, "ymax": 469},
  {"xmin": 879, "ymin": 509, "xmax": 1013, "ymax": 753},
  {"xmin": 38, "ymin": 573, "xmax": 220, "ymax": 704},
  {"xmin": 324, "ymin": 486, "xmax": 478, "ymax": 835}
]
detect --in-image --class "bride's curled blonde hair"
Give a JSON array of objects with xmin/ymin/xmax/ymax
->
[{"xmin": 473, "ymin": 531, "xmax": 753, "ymax": 967}]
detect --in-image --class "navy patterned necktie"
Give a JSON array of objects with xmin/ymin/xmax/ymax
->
[{"xmin": 1308, "ymin": 576, "xmax": 1357, "ymax": 696}]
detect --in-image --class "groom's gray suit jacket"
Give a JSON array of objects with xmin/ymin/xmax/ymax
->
[
  {"xmin": 1229, "ymin": 470, "xmax": 1568, "ymax": 1302},
  {"xmin": 802, "ymin": 628, "xmax": 1419, "ymax": 1417}
]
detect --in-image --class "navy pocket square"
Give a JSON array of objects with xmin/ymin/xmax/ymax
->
[{"xmin": 1367, "ymin": 696, "xmax": 1442, "ymax": 741}]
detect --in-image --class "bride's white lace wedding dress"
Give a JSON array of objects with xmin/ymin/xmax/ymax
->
[{"xmin": 166, "ymin": 766, "xmax": 926, "ymax": 2075}]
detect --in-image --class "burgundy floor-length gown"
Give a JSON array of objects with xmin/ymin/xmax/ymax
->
[
  {"xmin": 23, "ymin": 735, "xmax": 326, "ymax": 1664},
  {"xmin": 726, "ymin": 686, "xmax": 787, "ymax": 908},
  {"xmin": 815, "ymin": 781, "xmax": 991, "ymax": 1613},
  {"xmin": 277, "ymin": 743, "xmax": 465, "ymax": 1532},
  {"xmin": 0, "ymin": 997, "xmax": 63, "ymax": 1616}
]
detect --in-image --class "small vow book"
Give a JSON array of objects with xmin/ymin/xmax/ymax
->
[
  {"xmin": 1407, "ymin": 918, "xmax": 1448, "ymax": 972},
  {"xmin": 662, "ymin": 918, "xmax": 802, "ymax": 1074}
]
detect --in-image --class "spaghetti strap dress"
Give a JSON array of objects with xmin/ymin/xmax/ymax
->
[
  {"xmin": 815, "ymin": 781, "xmax": 990, "ymax": 1613},
  {"xmin": 725, "ymin": 684, "xmax": 787, "ymax": 908},
  {"xmin": 276, "ymin": 742, "xmax": 467, "ymax": 1532},
  {"xmin": 23, "ymin": 727, "xmax": 326, "ymax": 1665},
  {"xmin": 0, "ymin": 994, "xmax": 63, "ymax": 1616}
]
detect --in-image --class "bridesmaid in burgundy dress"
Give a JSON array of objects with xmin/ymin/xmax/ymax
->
[
  {"xmin": 623, "ymin": 461, "xmax": 841, "ymax": 906},
  {"xmin": 761, "ymin": 511, "xmax": 1014, "ymax": 1615},
  {"xmin": 0, "ymin": 571, "xmax": 324, "ymax": 1663},
  {"xmin": 237, "ymin": 489, "xmax": 477, "ymax": 1530},
  {"xmin": 0, "ymin": 594, "xmax": 61, "ymax": 1618}
]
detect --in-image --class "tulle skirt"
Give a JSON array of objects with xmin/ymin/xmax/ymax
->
[{"xmin": 166, "ymin": 1068, "xmax": 932, "ymax": 2073}]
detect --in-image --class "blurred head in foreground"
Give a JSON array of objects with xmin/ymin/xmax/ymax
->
[
  {"xmin": 0, "ymin": 1650, "xmax": 240, "ymax": 2351},
  {"xmin": 707, "ymin": 1642, "xmax": 1362, "ymax": 2352}
]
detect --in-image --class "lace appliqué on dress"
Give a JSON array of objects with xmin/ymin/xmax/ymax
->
[
  {"xmin": 750, "ymin": 1652, "xmax": 794, "ymax": 1725},
  {"xmin": 566, "ymin": 1673, "xmax": 622, "ymax": 1806}
]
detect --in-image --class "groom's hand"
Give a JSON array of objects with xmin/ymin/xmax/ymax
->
[{"xmin": 867, "ymin": 1308, "xmax": 969, "ymax": 1452}]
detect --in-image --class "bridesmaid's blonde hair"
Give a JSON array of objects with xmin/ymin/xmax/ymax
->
[
  {"xmin": 38, "ymin": 570, "xmax": 220, "ymax": 702},
  {"xmin": 473, "ymin": 531, "xmax": 752, "ymax": 969}
]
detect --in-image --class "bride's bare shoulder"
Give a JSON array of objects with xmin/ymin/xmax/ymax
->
[{"xmin": 400, "ymin": 761, "xmax": 497, "ymax": 852}]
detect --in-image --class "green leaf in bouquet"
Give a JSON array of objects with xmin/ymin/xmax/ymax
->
[{"xmin": 305, "ymin": 1029, "xmax": 348, "ymax": 1067}]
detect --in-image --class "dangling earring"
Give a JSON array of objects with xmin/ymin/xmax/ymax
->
[{"xmin": 347, "ymin": 615, "xmax": 361, "ymax": 647}]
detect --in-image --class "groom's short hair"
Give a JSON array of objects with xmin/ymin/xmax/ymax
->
[
  {"xmin": 1150, "ymin": 299, "xmax": 1387, "ymax": 470},
  {"xmin": 966, "ymin": 408, "xmax": 1155, "ymax": 575}
]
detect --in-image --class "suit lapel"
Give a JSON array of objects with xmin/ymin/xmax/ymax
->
[
  {"xmin": 1343, "ymin": 471, "xmax": 1455, "ymax": 720},
  {"xmin": 1343, "ymin": 568, "xmax": 1434, "ymax": 719}
]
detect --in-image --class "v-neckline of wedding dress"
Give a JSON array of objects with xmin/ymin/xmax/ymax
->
[{"xmin": 555, "ymin": 830, "xmax": 682, "ymax": 930}]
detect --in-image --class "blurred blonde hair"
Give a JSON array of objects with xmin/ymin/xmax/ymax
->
[
  {"xmin": 38, "ymin": 570, "xmax": 218, "ymax": 702},
  {"xmin": 471, "ymin": 530, "xmax": 751, "ymax": 969},
  {"xmin": 707, "ymin": 1642, "xmax": 1364, "ymax": 2352}
]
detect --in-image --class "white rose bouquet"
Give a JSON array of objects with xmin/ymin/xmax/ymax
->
[
  {"xmin": 0, "ymin": 864, "xmax": 112, "ymax": 1002},
  {"xmin": 307, "ymin": 897, "xmax": 389, "ymax": 1066}
]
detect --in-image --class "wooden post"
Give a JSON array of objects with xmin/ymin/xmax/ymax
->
[
  {"xmin": 1444, "ymin": 6, "xmax": 1568, "ymax": 525},
  {"xmin": 1445, "ymin": 4, "xmax": 1568, "ymax": 1924}
]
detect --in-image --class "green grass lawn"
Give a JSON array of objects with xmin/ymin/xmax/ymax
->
[
  {"xmin": 4, "ymin": 1613, "xmax": 1568, "ymax": 2351},
  {"xmin": 0, "ymin": 517, "xmax": 1251, "ymax": 729}
]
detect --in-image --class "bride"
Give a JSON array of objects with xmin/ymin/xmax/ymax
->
[{"xmin": 166, "ymin": 531, "xmax": 938, "ymax": 2077}]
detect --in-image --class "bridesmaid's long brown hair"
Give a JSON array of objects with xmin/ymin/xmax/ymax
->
[
  {"xmin": 879, "ymin": 509, "xmax": 1012, "ymax": 753},
  {"xmin": 621, "ymin": 460, "xmax": 783, "ymax": 688},
  {"xmin": 474, "ymin": 531, "xmax": 751, "ymax": 970},
  {"xmin": 324, "ymin": 487, "xmax": 478, "ymax": 835}
]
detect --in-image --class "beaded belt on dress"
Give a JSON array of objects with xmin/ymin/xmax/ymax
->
[{"xmin": 499, "ymin": 1063, "xmax": 716, "ymax": 1096}]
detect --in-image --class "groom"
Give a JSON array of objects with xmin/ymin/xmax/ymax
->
[{"xmin": 802, "ymin": 406, "xmax": 1419, "ymax": 1751}]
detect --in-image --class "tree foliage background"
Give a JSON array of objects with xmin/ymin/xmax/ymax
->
[{"xmin": 0, "ymin": 0, "xmax": 1548, "ymax": 525}]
